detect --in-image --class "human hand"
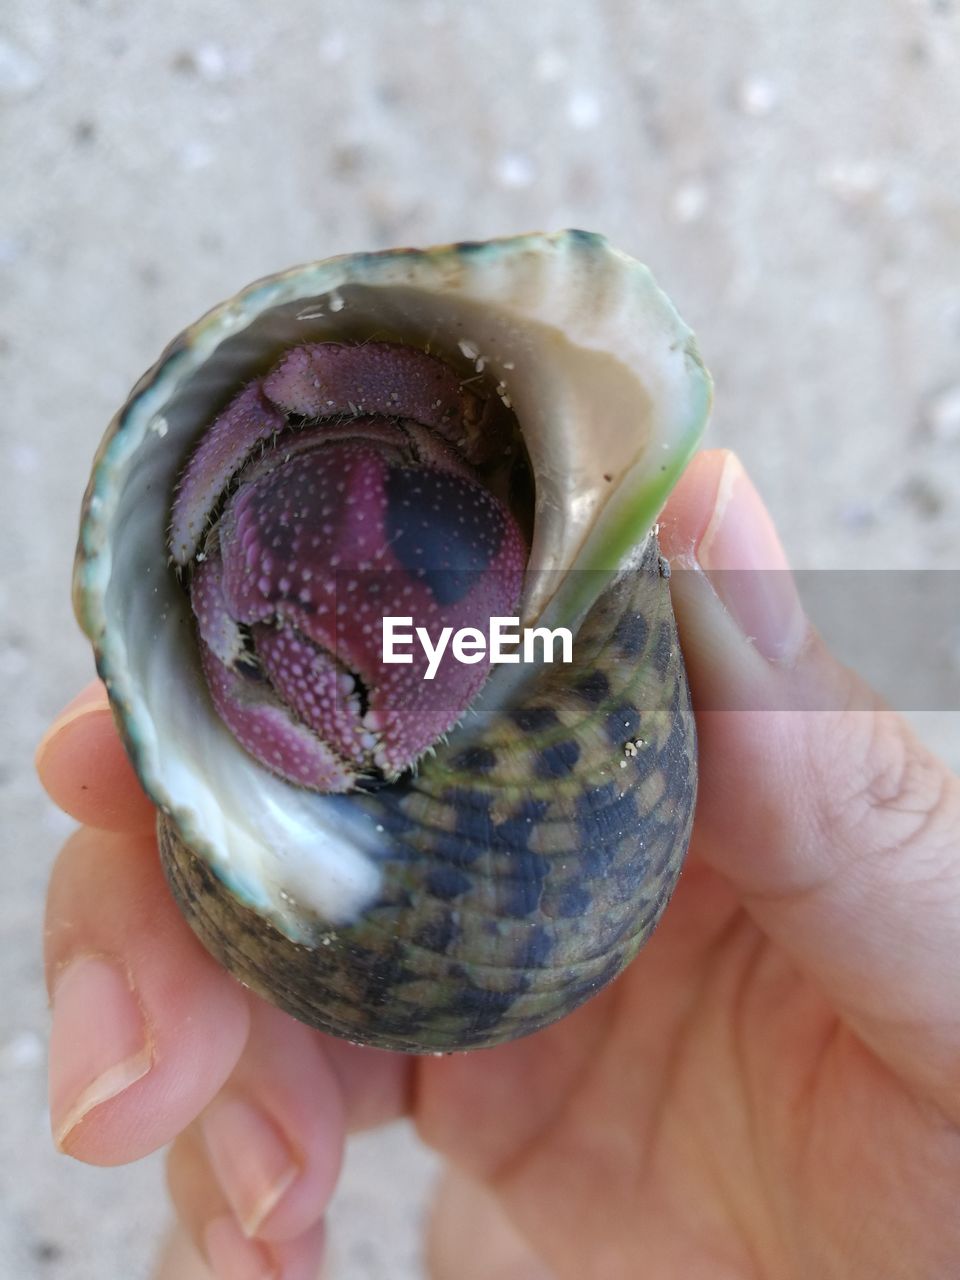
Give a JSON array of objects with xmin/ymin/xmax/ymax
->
[{"xmin": 38, "ymin": 449, "xmax": 960, "ymax": 1279}]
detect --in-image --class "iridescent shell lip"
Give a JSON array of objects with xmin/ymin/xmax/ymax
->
[{"xmin": 72, "ymin": 229, "xmax": 712, "ymax": 938}]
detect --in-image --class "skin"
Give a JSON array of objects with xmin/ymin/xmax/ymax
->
[{"xmin": 38, "ymin": 450, "xmax": 960, "ymax": 1280}]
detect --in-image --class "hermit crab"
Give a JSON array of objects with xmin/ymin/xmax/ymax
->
[{"xmin": 73, "ymin": 231, "xmax": 712, "ymax": 1052}]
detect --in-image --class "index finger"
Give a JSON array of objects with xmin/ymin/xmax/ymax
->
[{"xmin": 36, "ymin": 681, "xmax": 157, "ymax": 832}]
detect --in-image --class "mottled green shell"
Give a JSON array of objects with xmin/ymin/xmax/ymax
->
[{"xmin": 160, "ymin": 536, "xmax": 695, "ymax": 1051}]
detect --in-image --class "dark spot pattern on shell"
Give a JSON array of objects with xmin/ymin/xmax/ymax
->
[
  {"xmin": 612, "ymin": 610, "xmax": 648, "ymax": 657},
  {"xmin": 510, "ymin": 704, "xmax": 559, "ymax": 732},
  {"xmin": 535, "ymin": 740, "xmax": 582, "ymax": 779},
  {"xmin": 572, "ymin": 669, "xmax": 611, "ymax": 705},
  {"xmin": 450, "ymin": 744, "xmax": 498, "ymax": 774}
]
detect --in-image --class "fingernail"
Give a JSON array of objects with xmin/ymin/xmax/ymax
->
[
  {"xmin": 49, "ymin": 955, "xmax": 153, "ymax": 1150},
  {"xmin": 203, "ymin": 1214, "xmax": 277, "ymax": 1280},
  {"xmin": 200, "ymin": 1095, "xmax": 299, "ymax": 1238},
  {"xmin": 35, "ymin": 683, "xmax": 110, "ymax": 770},
  {"xmin": 696, "ymin": 453, "xmax": 808, "ymax": 664}
]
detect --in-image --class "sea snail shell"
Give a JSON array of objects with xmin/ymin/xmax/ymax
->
[{"xmin": 74, "ymin": 231, "xmax": 712, "ymax": 1052}]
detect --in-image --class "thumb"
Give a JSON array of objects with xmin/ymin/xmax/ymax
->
[{"xmin": 659, "ymin": 449, "xmax": 960, "ymax": 1119}]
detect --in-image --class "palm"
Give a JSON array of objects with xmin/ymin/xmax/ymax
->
[{"xmin": 412, "ymin": 853, "xmax": 957, "ymax": 1279}]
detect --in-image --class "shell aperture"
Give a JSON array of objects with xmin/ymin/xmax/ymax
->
[
  {"xmin": 170, "ymin": 341, "xmax": 529, "ymax": 792},
  {"xmin": 74, "ymin": 231, "xmax": 712, "ymax": 1051}
]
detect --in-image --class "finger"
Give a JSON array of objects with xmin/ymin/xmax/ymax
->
[
  {"xmin": 196, "ymin": 998, "xmax": 345, "ymax": 1244},
  {"xmin": 192, "ymin": 995, "xmax": 415, "ymax": 1242},
  {"xmin": 167, "ymin": 1128, "xmax": 326, "ymax": 1280},
  {"xmin": 660, "ymin": 449, "xmax": 960, "ymax": 1115},
  {"xmin": 45, "ymin": 825, "xmax": 250, "ymax": 1162},
  {"xmin": 36, "ymin": 681, "xmax": 156, "ymax": 832}
]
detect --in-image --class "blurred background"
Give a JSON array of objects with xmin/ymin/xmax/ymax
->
[{"xmin": 2, "ymin": 0, "xmax": 959, "ymax": 1276}]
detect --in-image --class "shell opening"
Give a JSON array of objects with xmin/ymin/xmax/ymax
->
[
  {"xmin": 75, "ymin": 232, "xmax": 711, "ymax": 934},
  {"xmin": 168, "ymin": 339, "xmax": 535, "ymax": 793}
]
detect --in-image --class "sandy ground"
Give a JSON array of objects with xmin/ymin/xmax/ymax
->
[{"xmin": 2, "ymin": 1, "xmax": 959, "ymax": 1277}]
